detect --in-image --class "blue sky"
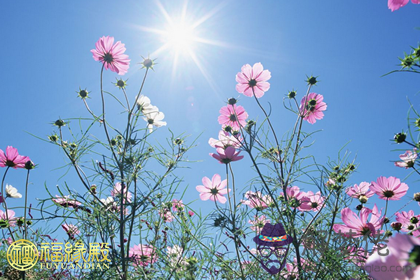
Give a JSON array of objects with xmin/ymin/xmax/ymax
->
[{"xmin": 1, "ymin": 0, "xmax": 420, "ymax": 242}]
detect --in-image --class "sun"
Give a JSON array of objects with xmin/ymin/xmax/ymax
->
[
  {"xmin": 163, "ymin": 20, "xmax": 196, "ymax": 53},
  {"xmin": 134, "ymin": 0, "xmax": 229, "ymax": 92}
]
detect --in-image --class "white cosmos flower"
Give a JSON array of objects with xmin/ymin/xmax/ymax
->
[
  {"xmin": 143, "ymin": 106, "xmax": 167, "ymax": 132},
  {"xmin": 5, "ymin": 184, "xmax": 22, "ymax": 198},
  {"xmin": 136, "ymin": 95, "xmax": 154, "ymax": 112}
]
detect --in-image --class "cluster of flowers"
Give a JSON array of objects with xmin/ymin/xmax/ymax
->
[
  {"xmin": 158, "ymin": 199, "xmax": 193, "ymax": 222},
  {"xmin": 0, "ymin": 146, "xmax": 33, "ymax": 229},
  {"xmin": 196, "ymin": 63, "xmax": 327, "ymax": 204}
]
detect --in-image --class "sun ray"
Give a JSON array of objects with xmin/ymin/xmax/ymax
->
[{"xmin": 155, "ymin": 0, "xmax": 173, "ymax": 25}]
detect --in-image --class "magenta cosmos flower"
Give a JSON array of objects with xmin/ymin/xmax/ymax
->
[
  {"xmin": 52, "ymin": 195, "xmax": 81, "ymax": 209},
  {"xmin": 370, "ymin": 176, "xmax": 409, "ymax": 200},
  {"xmin": 395, "ymin": 149, "xmax": 417, "ymax": 168},
  {"xmin": 300, "ymin": 191, "xmax": 325, "ymax": 212},
  {"xmin": 171, "ymin": 199, "xmax": 184, "ymax": 212},
  {"xmin": 396, "ymin": 210, "xmax": 420, "ymax": 236},
  {"xmin": 62, "ymin": 223, "xmax": 80, "ymax": 240},
  {"xmin": 345, "ymin": 182, "xmax": 375, "ymax": 201},
  {"xmin": 196, "ymin": 174, "xmax": 230, "ymax": 204},
  {"xmin": 241, "ymin": 191, "xmax": 270, "ymax": 210},
  {"xmin": 299, "ymin": 93, "xmax": 327, "ymax": 124},
  {"xmin": 388, "ymin": 0, "xmax": 420, "ymax": 12},
  {"xmin": 333, "ymin": 204, "xmax": 384, "ymax": 238},
  {"xmin": 235, "ymin": 62, "xmax": 271, "ymax": 98},
  {"xmin": 91, "ymin": 36, "xmax": 130, "ymax": 75},
  {"xmin": 218, "ymin": 104, "xmax": 248, "ymax": 131},
  {"xmin": 279, "ymin": 186, "xmax": 312, "ymax": 212},
  {"xmin": 0, "ymin": 146, "xmax": 30, "ymax": 169},
  {"xmin": 129, "ymin": 244, "xmax": 158, "ymax": 267},
  {"xmin": 365, "ymin": 233, "xmax": 420, "ymax": 280},
  {"xmin": 210, "ymin": 146, "xmax": 244, "ymax": 164},
  {"xmin": 248, "ymin": 215, "xmax": 270, "ymax": 233}
]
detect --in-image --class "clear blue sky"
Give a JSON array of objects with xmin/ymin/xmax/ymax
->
[{"xmin": 1, "ymin": 1, "xmax": 420, "ymax": 241}]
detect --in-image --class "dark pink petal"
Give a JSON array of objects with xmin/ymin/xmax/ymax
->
[{"xmin": 388, "ymin": 0, "xmax": 409, "ymax": 11}]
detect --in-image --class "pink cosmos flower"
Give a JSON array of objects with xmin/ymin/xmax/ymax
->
[
  {"xmin": 171, "ymin": 199, "xmax": 184, "ymax": 212},
  {"xmin": 235, "ymin": 63, "xmax": 271, "ymax": 98},
  {"xmin": 279, "ymin": 186, "xmax": 312, "ymax": 212},
  {"xmin": 52, "ymin": 195, "xmax": 81, "ymax": 209},
  {"xmin": 365, "ymin": 233, "xmax": 420, "ymax": 279},
  {"xmin": 248, "ymin": 215, "xmax": 270, "ymax": 233},
  {"xmin": 196, "ymin": 174, "xmax": 230, "ymax": 204},
  {"xmin": 333, "ymin": 204, "xmax": 384, "ymax": 238},
  {"xmin": 159, "ymin": 209, "xmax": 174, "ymax": 222},
  {"xmin": 300, "ymin": 191, "xmax": 325, "ymax": 212},
  {"xmin": 370, "ymin": 176, "xmax": 409, "ymax": 200},
  {"xmin": 345, "ymin": 246, "xmax": 367, "ymax": 267},
  {"xmin": 396, "ymin": 210, "xmax": 420, "ymax": 236},
  {"xmin": 210, "ymin": 146, "xmax": 244, "ymax": 164},
  {"xmin": 188, "ymin": 210, "xmax": 194, "ymax": 217},
  {"xmin": 62, "ymin": 223, "xmax": 80, "ymax": 239},
  {"xmin": 395, "ymin": 149, "xmax": 417, "ymax": 168},
  {"xmin": 129, "ymin": 244, "xmax": 157, "ymax": 267},
  {"xmin": 0, "ymin": 209, "xmax": 16, "ymax": 227},
  {"xmin": 91, "ymin": 36, "xmax": 130, "ymax": 75},
  {"xmin": 299, "ymin": 93, "xmax": 327, "ymax": 124},
  {"xmin": 0, "ymin": 146, "xmax": 30, "ymax": 169},
  {"xmin": 241, "ymin": 191, "xmax": 269, "ymax": 210},
  {"xmin": 218, "ymin": 104, "xmax": 248, "ymax": 131},
  {"xmin": 209, "ymin": 130, "xmax": 242, "ymax": 149},
  {"xmin": 345, "ymin": 182, "xmax": 375, "ymax": 199},
  {"xmin": 388, "ymin": 0, "xmax": 420, "ymax": 12},
  {"xmin": 111, "ymin": 182, "xmax": 132, "ymax": 203}
]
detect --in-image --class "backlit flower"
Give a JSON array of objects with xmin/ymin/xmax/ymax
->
[
  {"xmin": 235, "ymin": 62, "xmax": 271, "ymax": 98},
  {"xmin": 129, "ymin": 244, "xmax": 157, "ymax": 267},
  {"xmin": 5, "ymin": 185, "xmax": 22, "ymax": 199},
  {"xmin": 91, "ymin": 36, "xmax": 130, "ymax": 75},
  {"xmin": 241, "ymin": 191, "xmax": 269, "ymax": 210},
  {"xmin": 209, "ymin": 130, "xmax": 242, "ymax": 149},
  {"xmin": 171, "ymin": 199, "xmax": 184, "ymax": 212},
  {"xmin": 111, "ymin": 182, "xmax": 132, "ymax": 203},
  {"xmin": 52, "ymin": 195, "xmax": 81, "ymax": 209},
  {"xmin": 62, "ymin": 223, "xmax": 80, "ymax": 239},
  {"xmin": 396, "ymin": 210, "xmax": 420, "ymax": 236},
  {"xmin": 395, "ymin": 149, "xmax": 417, "ymax": 168},
  {"xmin": 0, "ymin": 146, "xmax": 30, "ymax": 169},
  {"xmin": 210, "ymin": 146, "xmax": 244, "ymax": 164},
  {"xmin": 388, "ymin": 0, "xmax": 420, "ymax": 12},
  {"xmin": 370, "ymin": 176, "xmax": 409, "ymax": 200},
  {"xmin": 345, "ymin": 182, "xmax": 375, "ymax": 199},
  {"xmin": 248, "ymin": 215, "xmax": 270, "ymax": 233},
  {"xmin": 218, "ymin": 104, "xmax": 248, "ymax": 131},
  {"xmin": 301, "ymin": 191, "xmax": 324, "ymax": 212},
  {"xmin": 143, "ymin": 106, "xmax": 167, "ymax": 133},
  {"xmin": 333, "ymin": 204, "xmax": 384, "ymax": 238},
  {"xmin": 196, "ymin": 174, "xmax": 230, "ymax": 204},
  {"xmin": 136, "ymin": 95, "xmax": 153, "ymax": 112},
  {"xmin": 280, "ymin": 186, "xmax": 311, "ymax": 212},
  {"xmin": 0, "ymin": 209, "xmax": 16, "ymax": 228},
  {"xmin": 299, "ymin": 93, "xmax": 327, "ymax": 124},
  {"xmin": 167, "ymin": 245, "xmax": 187, "ymax": 267},
  {"xmin": 365, "ymin": 233, "xmax": 420, "ymax": 279}
]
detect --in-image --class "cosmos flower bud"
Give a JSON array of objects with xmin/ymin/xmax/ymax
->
[
  {"xmin": 394, "ymin": 132, "xmax": 407, "ymax": 144},
  {"xmin": 391, "ymin": 222, "xmax": 402, "ymax": 231},
  {"xmin": 48, "ymin": 134, "xmax": 59, "ymax": 142},
  {"xmin": 24, "ymin": 161, "xmax": 35, "ymax": 170},
  {"xmin": 411, "ymin": 217, "xmax": 419, "ymax": 224},
  {"xmin": 77, "ymin": 89, "xmax": 89, "ymax": 99},
  {"xmin": 356, "ymin": 204, "xmax": 363, "ymax": 211},
  {"xmin": 359, "ymin": 195, "xmax": 368, "ymax": 204},
  {"xmin": 288, "ymin": 91, "xmax": 296, "ymax": 99},
  {"xmin": 383, "ymin": 217, "xmax": 390, "ymax": 224},
  {"xmin": 54, "ymin": 119, "xmax": 66, "ymax": 127},
  {"xmin": 228, "ymin": 98, "xmax": 237, "ymax": 105},
  {"xmin": 414, "ymin": 193, "xmax": 420, "ymax": 202},
  {"xmin": 306, "ymin": 76, "xmax": 318, "ymax": 85},
  {"xmin": 114, "ymin": 79, "xmax": 127, "ymax": 89}
]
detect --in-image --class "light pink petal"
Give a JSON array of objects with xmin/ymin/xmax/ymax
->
[
  {"xmin": 251, "ymin": 63, "xmax": 264, "ymax": 79},
  {"xmin": 216, "ymin": 195, "xmax": 227, "ymax": 204},
  {"xmin": 255, "ymin": 69, "xmax": 271, "ymax": 82},
  {"xmin": 200, "ymin": 192, "xmax": 212, "ymax": 201},
  {"xmin": 212, "ymin": 174, "xmax": 221, "ymax": 186},
  {"xmin": 341, "ymin": 208, "xmax": 364, "ymax": 228},
  {"xmin": 196, "ymin": 185, "xmax": 209, "ymax": 193},
  {"xmin": 240, "ymin": 64, "xmax": 252, "ymax": 80},
  {"xmin": 201, "ymin": 176, "xmax": 212, "ymax": 189}
]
